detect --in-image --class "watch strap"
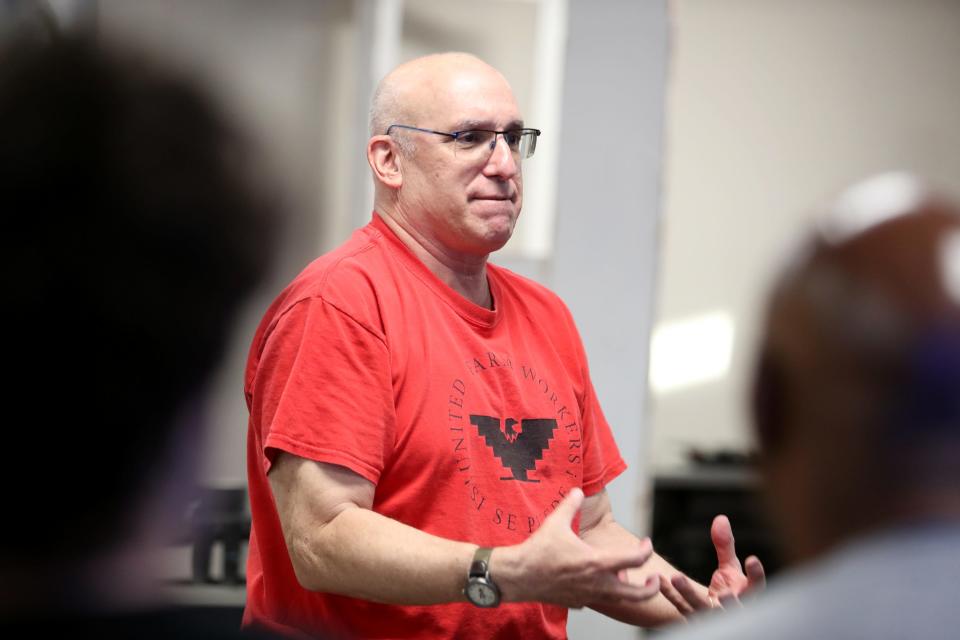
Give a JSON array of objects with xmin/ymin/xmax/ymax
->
[{"xmin": 469, "ymin": 546, "xmax": 494, "ymax": 578}]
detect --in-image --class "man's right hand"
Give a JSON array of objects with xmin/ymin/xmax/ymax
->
[{"xmin": 490, "ymin": 488, "xmax": 661, "ymax": 608}]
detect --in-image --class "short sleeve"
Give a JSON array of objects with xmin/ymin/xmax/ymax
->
[
  {"xmin": 579, "ymin": 372, "xmax": 627, "ymax": 496},
  {"xmin": 247, "ymin": 296, "xmax": 397, "ymax": 484},
  {"xmin": 555, "ymin": 302, "xmax": 626, "ymax": 496}
]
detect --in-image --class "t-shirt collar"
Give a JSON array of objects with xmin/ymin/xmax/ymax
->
[{"xmin": 369, "ymin": 212, "xmax": 502, "ymax": 328}]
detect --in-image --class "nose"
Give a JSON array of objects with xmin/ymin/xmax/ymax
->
[{"xmin": 483, "ymin": 133, "xmax": 519, "ymax": 179}]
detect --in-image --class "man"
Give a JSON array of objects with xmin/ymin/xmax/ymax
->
[
  {"xmin": 661, "ymin": 172, "xmax": 960, "ymax": 638},
  {"xmin": 0, "ymin": 35, "xmax": 276, "ymax": 634},
  {"xmin": 243, "ymin": 52, "xmax": 761, "ymax": 638}
]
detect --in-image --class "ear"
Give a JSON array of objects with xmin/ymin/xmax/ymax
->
[{"xmin": 368, "ymin": 135, "xmax": 403, "ymax": 190}]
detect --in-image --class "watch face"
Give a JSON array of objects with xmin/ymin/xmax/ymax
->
[{"xmin": 466, "ymin": 580, "xmax": 499, "ymax": 607}]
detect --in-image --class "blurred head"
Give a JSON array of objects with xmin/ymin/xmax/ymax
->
[
  {"xmin": 0, "ymin": 35, "xmax": 278, "ymax": 597},
  {"xmin": 367, "ymin": 53, "xmax": 525, "ymax": 258},
  {"xmin": 752, "ymin": 173, "xmax": 960, "ymax": 563}
]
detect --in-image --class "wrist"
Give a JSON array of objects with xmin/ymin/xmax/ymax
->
[
  {"xmin": 488, "ymin": 544, "xmax": 524, "ymax": 603},
  {"xmin": 463, "ymin": 546, "xmax": 501, "ymax": 607}
]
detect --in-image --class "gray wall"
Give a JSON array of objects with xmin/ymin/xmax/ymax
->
[
  {"xmin": 652, "ymin": 0, "xmax": 960, "ymax": 469},
  {"xmin": 553, "ymin": 2, "xmax": 666, "ymax": 638}
]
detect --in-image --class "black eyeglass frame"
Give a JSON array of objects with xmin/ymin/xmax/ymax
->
[{"xmin": 385, "ymin": 124, "xmax": 542, "ymax": 158}]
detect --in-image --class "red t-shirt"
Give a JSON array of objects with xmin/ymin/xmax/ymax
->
[{"xmin": 243, "ymin": 214, "xmax": 626, "ymax": 639}]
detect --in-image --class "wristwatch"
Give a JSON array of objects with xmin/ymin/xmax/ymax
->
[{"xmin": 464, "ymin": 546, "xmax": 501, "ymax": 608}]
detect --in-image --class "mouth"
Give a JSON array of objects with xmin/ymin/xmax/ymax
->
[{"xmin": 472, "ymin": 194, "xmax": 515, "ymax": 202}]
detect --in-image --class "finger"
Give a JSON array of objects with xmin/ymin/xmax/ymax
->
[
  {"xmin": 594, "ymin": 537, "xmax": 654, "ymax": 573},
  {"xmin": 604, "ymin": 573, "xmax": 661, "ymax": 603},
  {"xmin": 659, "ymin": 573, "xmax": 695, "ymax": 615},
  {"xmin": 744, "ymin": 555, "xmax": 766, "ymax": 591},
  {"xmin": 545, "ymin": 487, "xmax": 584, "ymax": 529},
  {"xmin": 671, "ymin": 574, "xmax": 712, "ymax": 611},
  {"xmin": 710, "ymin": 514, "xmax": 741, "ymax": 570},
  {"xmin": 634, "ymin": 573, "xmax": 662, "ymax": 600}
]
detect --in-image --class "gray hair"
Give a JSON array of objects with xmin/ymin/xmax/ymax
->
[{"xmin": 369, "ymin": 76, "xmax": 416, "ymax": 156}]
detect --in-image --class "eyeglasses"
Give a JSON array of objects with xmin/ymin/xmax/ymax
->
[{"xmin": 386, "ymin": 124, "xmax": 541, "ymax": 160}]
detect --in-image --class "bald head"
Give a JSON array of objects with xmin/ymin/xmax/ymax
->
[
  {"xmin": 753, "ymin": 173, "xmax": 960, "ymax": 560},
  {"xmin": 369, "ymin": 52, "xmax": 514, "ymax": 147}
]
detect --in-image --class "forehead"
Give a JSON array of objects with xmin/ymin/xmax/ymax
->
[{"xmin": 413, "ymin": 63, "xmax": 522, "ymax": 129}]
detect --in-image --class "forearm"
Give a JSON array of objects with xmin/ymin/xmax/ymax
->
[
  {"xmin": 273, "ymin": 459, "xmax": 663, "ymax": 612},
  {"xmin": 582, "ymin": 520, "xmax": 705, "ymax": 627},
  {"xmin": 588, "ymin": 551, "xmax": 691, "ymax": 627},
  {"xmin": 292, "ymin": 504, "xmax": 476, "ymax": 605}
]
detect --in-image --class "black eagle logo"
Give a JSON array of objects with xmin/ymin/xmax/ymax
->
[{"xmin": 469, "ymin": 415, "xmax": 558, "ymax": 482}]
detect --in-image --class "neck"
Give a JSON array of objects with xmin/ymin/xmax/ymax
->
[{"xmin": 377, "ymin": 208, "xmax": 494, "ymax": 309}]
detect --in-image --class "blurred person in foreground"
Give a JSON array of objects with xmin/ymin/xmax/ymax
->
[
  {"xmin": 662, "ymin": 172, "xmax": 960, "ymax": 639},
  {"xmin": 0, "ymin": 35, "xmax": 278, "ymax": 635},
  {"xmin": 242, "ymin": 51, "xmax": 763, "ymax": 639}
]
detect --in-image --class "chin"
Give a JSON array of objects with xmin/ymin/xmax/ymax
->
[
  {"xmin": 465, "ymin": 224, "xmax": 514, "ymax": 255},
  {"xmin": 484, "ymin": 216, "xmax": 517, "ymax": 248},
  {"xmin": 464, "ymin": 202, "xmax": 518, "ymax": 249},
  {"xmin": 485, "ymin": 234, "xmax": 512, "ymax": 253}
]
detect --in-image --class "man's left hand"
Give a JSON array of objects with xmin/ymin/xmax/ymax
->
[{"xmin": 659, "ymin": 514, "xmax": 766, "ymax": 616}]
